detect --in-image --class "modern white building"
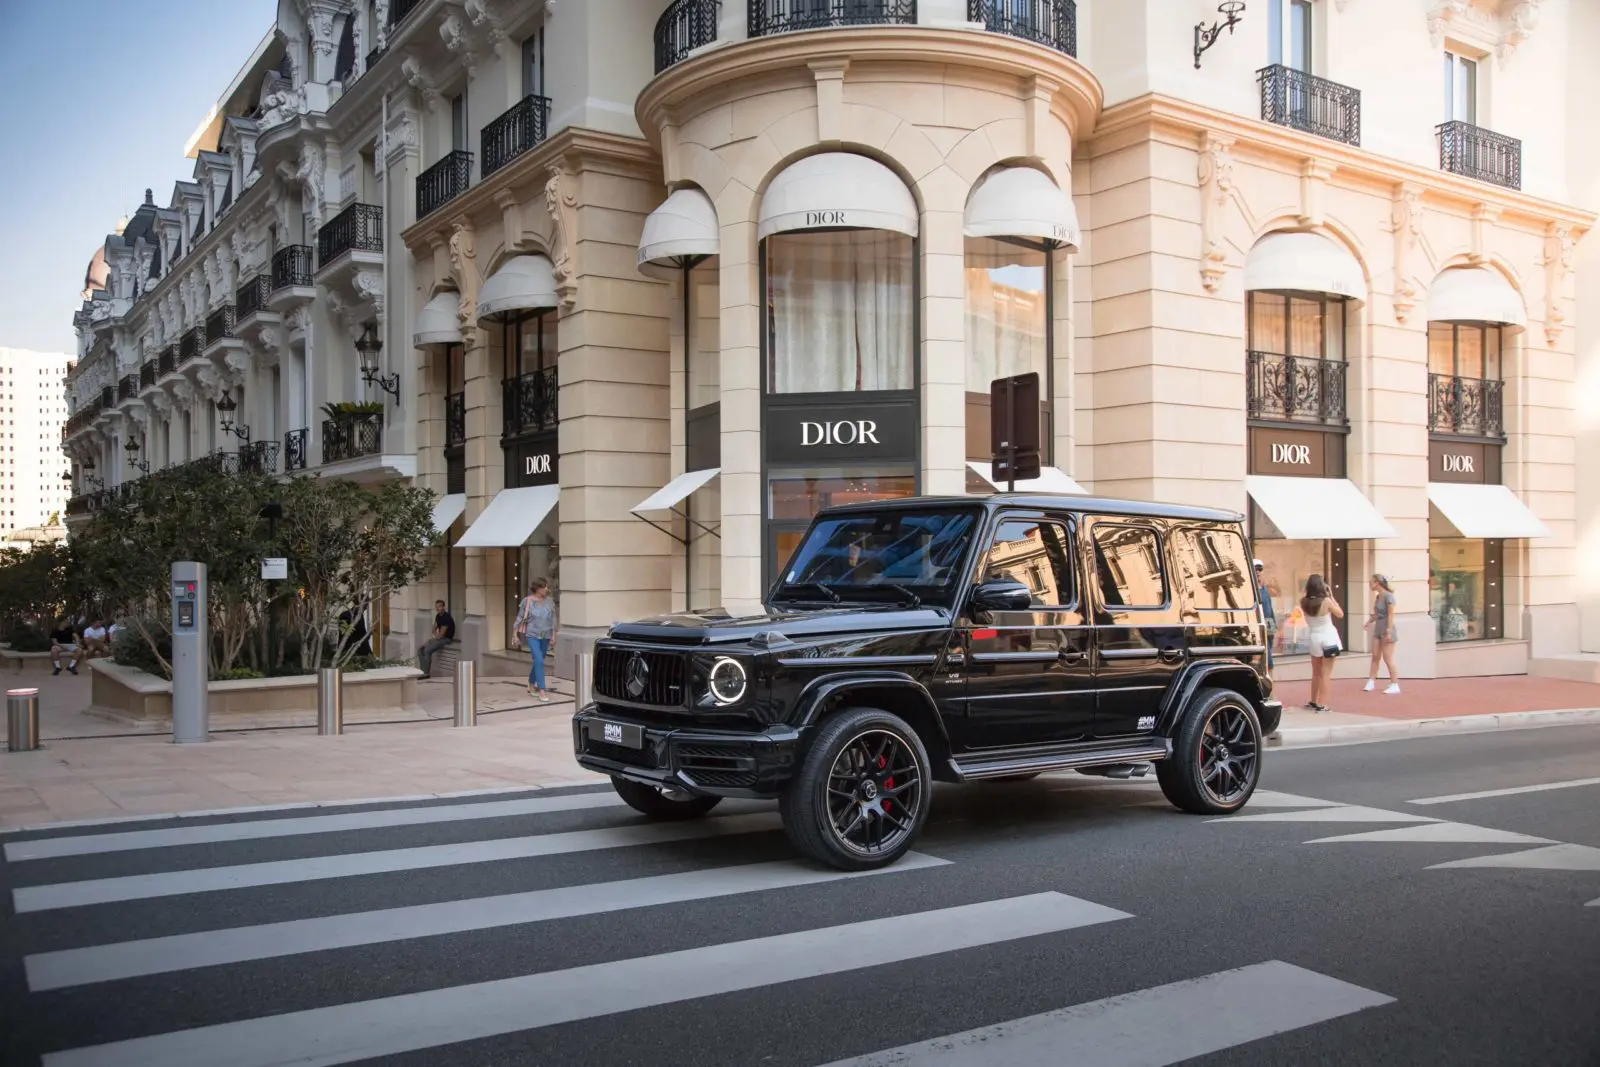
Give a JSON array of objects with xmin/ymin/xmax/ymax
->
[{"xmin": 0, "ymin": 346, "xmax": 73, "ymax": 536}]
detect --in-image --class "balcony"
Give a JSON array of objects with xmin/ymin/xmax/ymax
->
[
  {"xmin": 316, "ymin": 203, "xmax": 383, "ymax": 271},
  {"xmin": 139, "ymin": 362, "xmax": 156, "ymax": 389},
  {"xmin": 271, "ymin": 245, "xmax": 315, "ymax": 291},
  {"xmin": 204, "ymin": 305, "xmax": 236, "ymax": 348},
  {"xmin": 481, "ymin": 96, "xmax": 552, "ymax": 177},
  {"xmin": 283, "ymin": 427, "xmax": 309, "ymax": 472},
  {"xmin": 502, "ymin": 366, "xmax": 559, "ymax": 438},
  {"xmin": 445, "ymin": 390, "xmax": 466, "ymax": 448},
  {"xmin": 365, "ymin": 44, "xmax": 387, "ymax": 71},
  {"xmin": 967, "ymin": 0, "xmax": 1075, "ymax": 56},
  {"xmin": 100, "ymin": 385, "xmax": 114, "ymax": 408},
  {"xmin": 241, "ymin": 439, "xmax": 280, "ymax": 476},
  {"xmin": 117, "ymin": 374, "xmax": 138, "ymax": 402},
  {"xmin": 417, "ymin": 150, "xmax": 473, "ymax": 218},
  {"xmin": 1246, "ymin": 351, "xmax": 1348, "ymax": 426},
  {"xmin": 180, "ymin": 326, "xmax": 205, "ymax": 365},
  {"xmin": 655, "ymin": 0, "xmax": 720, "ymax": 73},
  {"xmin": 323, "ymin": 412, "xmax": 384, "ymax": 463},
  {"xmin": 158, "ymin": 346, "xmax": 176, "ymax": 376},
  {"xmin": 1258, "ymin": 65, "xmax": 1360, "ymax": 147},
  {"xmin": 236, "ymin": 274, "xmax": 272, "ymax": 321},
  {"xmin": 1429, "ymin": 373, "xmax": 1504, "ymax": 439},
  {"xmin": 747, "ymin": 0, "xmax": 916, "ymax": 37},
  {"xmin": 389, "ymin": 0, "xmax": 422, "ymax": 29},
  {"xmin": 1437, "ymin": 121, "xmax": 1521, "ymax": 191}
]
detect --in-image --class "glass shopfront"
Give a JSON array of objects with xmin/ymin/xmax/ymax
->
[
  {"xmin": 502, "ymin": 310, "xmax": 559, "ymax": 648},
  {"xmin": 1427, "ymin": 438, "xmax": 1505, "ymax": 643},
  {"xmin": 963, "ymin": 237, "xmax": 1052, "ymax": 488},
  {"xmin": 443, "ymin": 342, "xmax": 466, "ymax": 618},
  {"xmin": 1248, "ymin": 425, "xmax": 1349, "ymax": 656},
  {"xmin": 686, "ymin": 264, "xmax": 720, "ymax": 610}
]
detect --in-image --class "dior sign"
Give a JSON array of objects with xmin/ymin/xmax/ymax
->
[
  {"xmin": 1249, "ymin": 427, "xmax": 1342, "ymax": 478},
  {"xmin": 1429, "ymin": 440, "xmax": 1496, "ymax": 485},
  {"xmin": 805, "ymin": 210, "xmax": 847, "ymax": 226},
  {"xmin": 766, "ymin": 394, "xmax": 918, "ymax": 466},
  {"xmin": 801, "ymin": 420, "xmax": 880, "ymax": 447},
  {"xmin": 506, "ymin": 431, "xmax": 559, "ymax": 488},
  {"xmin": 525, "ymin": 453, "xmax": 553, "ymax": 477},
  {"xmin": 1271, "ymin": 443, "xmax": 1312, "ymax": 466},
  {"xmin": 1440, "ymin": 453, "xmax": 1475, "ymax": 475}
]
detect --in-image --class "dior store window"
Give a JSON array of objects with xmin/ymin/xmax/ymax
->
[
  {"xmin": 443, "ymin": 342, "xmax": 466, "ymax": 618},
  {"xmin": 501, "ymin": 310, "xmax": 559, "ymax": 648},
  {"xmin": 685, "ymin": 262, "xmax": 721, "ymax": 610},
  {"xmin": 963, "ymin": 236, "xmax": 1053, "ymax": 490}
]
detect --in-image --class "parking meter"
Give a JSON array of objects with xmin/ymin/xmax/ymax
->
[{"xmin": 170, "ymin": 561, "xmax": 209, "ymax": 743}]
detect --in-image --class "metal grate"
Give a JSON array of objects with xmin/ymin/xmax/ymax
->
[
  {"xmin": 967, "ymin": 0, "xmax": 1075, "ymax": 55},
  {"xmin": 322, "ymin": 414, "xmax": 384, "ymax": 463},
  {"xmin": 1246, "ymin": 351, "xmax": 1348, "ymax": 426},
  {"xmin": 655, "ymin": 0, "xmax": 721, "ymax": 73},
  {"xmin": 502, "ymin": 366, "xmax": 559, "ymax": 438},
  {"xmin": 284, "ymin": 427, "xmax": 309, "ymax": 472},
  {"xmin": 271, "ymin": 245, "xmax": 314, "ymax": 290},
  {"xmin": 1258, "ymin": 64, "xmax": 1360, "ymax": 146},
  {"xmin": 594, "ymin": 647, "xmax": 688, "ymax": 707},
  {"xmin": 205, "ymin": 305, "xmax": 236, "ymax": 346},
  {"xmin": 481, "ymin": 95, "xmax": 552, "ymax": 178},
  {"xmin": 1428, "ymin": 373, "xmax": 1504, "ymax": 439},
  {"xmin": 316, "ymin": 204, "xmax": 383, "ymax": 269},
  {"xmin": 748, "ymin": 0, "xmax": 916, "ymax": 36},
  {"xmin": 417, "ymin": 150, "xmax": 473, "ymax": 218},
  {"xmin": 1437, "ymin": 120, "xmax": 1521, "ymax": 190}
]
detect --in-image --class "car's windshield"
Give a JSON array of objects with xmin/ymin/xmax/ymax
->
[{"xmin": 773, "ymin": 508, "xmax": 981, "ymax": 606}]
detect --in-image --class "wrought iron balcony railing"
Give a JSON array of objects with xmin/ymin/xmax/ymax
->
[
  {"xmin": 365, "ymin": 44, "xmax": 387, "ymax": 71},
  {"xmin": 417, "ymin": 150, "xmax": 473, "ymax": 218},
  {"xmin": 656, "ymin": 0, "xmax": 721, "ymax": 73},
  {"xmin": 389, "ymin": 0, "xmax": 422, "ymax": 29},
  {"xmin": 481, "ymin": 95, "xmax": 552, "ymax": 177},
  {"xmin": 284, "ymin": 427, "xmax": 309, "ymax": 472},
  {"xmin": 241, "ymin": 439, "xmax": 280, "ymax": 476},
  {"xmin": 158, "ymin": 346, "xmax": 176, "ymax": 376},
  {"xmin": 748, "ymin": 0, "xmax": 916, "ymax": 37},
  {"xmin": 1437, "ymin": 120, "xmax": 1521, "ymax": 191},
  {"xmin": 99, "ymin": 385, "xmax": 114, "ymax": 408},
  {"xmin": 205, "ymin": 305, "xmax": 236, "ymax": 347},
  {"xmin": 1429, "ymin": 373, "xmax": 1504, "ymax": 439},
  {"xmin": 271, "ymin": 245, "xmax": 314, "ymax": 290},
  {"xmin": 502, "ymin": 366, "xmax": 559, "ymax": 438},
  {"xmin": 322, "ymin": 412, "xmax": 384, "ymax": 463},
  {"xmin": 236, "ymin": 274, "xmax": 271, "ymax": 320},
  {"xmin": 1258, "ymin": 64, "xmax": 1360, "ymax": 146},
  {"xmin": 316, "ymin": 203, "xmax": 383, "ymax": 269},
  {"xmin": 180, "ymin": 327, "xmax": 204, "ymax": 364},
  {"xmin": 1246, "ymin": 351, "xmax": 1348, "ymax": 426},
  {"xmin": 139, "ymin": 362, "xmax": 156, "ymax": 389},
  {"xmin": 117, "ymin": 374, "xmax": 137, "ymax": 401},
  {"xmin": 446, "ymin": 390, "xmax": 466, "ymax": 447},
  {"xmin": 967, "ymin": 0, "xmax": 1075, "ymax": 55}
]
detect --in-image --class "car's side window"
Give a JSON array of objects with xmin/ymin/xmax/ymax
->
[
  {"xmin": 982, "ymin": 519, "xmax": 1076, "ymax": 608},
  {"xmin": 1091, "ymin": 523, "xmax": 1168, "ymax": 609},
  {"xmin": 1174, "ymin": 527, "xmax": 1255, "ymax": 610}
]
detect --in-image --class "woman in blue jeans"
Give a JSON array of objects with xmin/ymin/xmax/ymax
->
[{"xmin": 513, "ymin": 578, "xmax": 557, "ymax": 702}]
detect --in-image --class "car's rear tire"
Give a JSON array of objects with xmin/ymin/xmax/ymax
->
[
  {"xmin": 611, "ymin": 775, "xmax": 721, "ymax": 819},
  {"xmin": 1157, "ymin": 687, "xmax": 1262, "ymax": 815},
  {"xmin": 780, "ymin": 706, "xmax": 931, "ymax": 871}
]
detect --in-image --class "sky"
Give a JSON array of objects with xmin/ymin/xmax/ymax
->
[{"xmin": 0, "ymin": 0, "xmax": 278, "ymax": 356}]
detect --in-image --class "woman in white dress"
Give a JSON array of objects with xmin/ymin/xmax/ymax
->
[{"xmin": 1302, "ymin": 574, "xmax": 1344, "ymax": 713}]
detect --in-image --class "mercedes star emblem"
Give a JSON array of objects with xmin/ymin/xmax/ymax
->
[{"xmin": 625, "ymin": 652, "xmax": 650, "ymax": 698}]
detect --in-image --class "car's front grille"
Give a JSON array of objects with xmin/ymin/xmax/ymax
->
[
  {"xmin": 676, "ymin": 743, "xmax": 757, "ymax": 788},
  {"xmin": 594, "ymin": 646, "xmax": 687, "ymax": 706}
]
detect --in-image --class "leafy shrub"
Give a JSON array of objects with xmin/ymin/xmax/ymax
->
[
  {"xmin": 3, "ymin": 626, "xmax": 52, "ymax": 653},
  {"xmin": 214, "ymin": 666, "xmax": 264, "ymax": 681},
  {"xmin": 112, "ymin": 621, "xmax": 171, "ymax": 679}
]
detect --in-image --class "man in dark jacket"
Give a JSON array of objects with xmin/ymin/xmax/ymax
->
[{"xmin": 418, "ymin": 600, "xmax": 456, "ymax": 676}]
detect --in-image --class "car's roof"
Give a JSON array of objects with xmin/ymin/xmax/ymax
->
[{"xmin": 817, "ymin": 493, "xmax": 1245, "ymax": 524}]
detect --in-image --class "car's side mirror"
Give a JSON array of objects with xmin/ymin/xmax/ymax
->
[{"xmin": 970, "ymin": 578, "xmax": 1033, "ymax": 613}]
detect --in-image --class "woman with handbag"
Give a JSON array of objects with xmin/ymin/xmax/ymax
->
[
  {"xmin": 1302, "ymin": 574, "xmax": 1344, "ymax": 713},
  {"xmin": 1364, "ymin": 574, "xmax": 1401, "ymax": 694},
  {"xmin": 513, "ymin": 578, "xmax": 557, "ymax": 702}
]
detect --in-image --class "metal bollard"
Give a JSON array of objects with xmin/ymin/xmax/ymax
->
[
  {"xmin": 6, "ymin": 688, "xmax": 41, "ymax": 752},
  {"xmin": 316, "ymin": 667, "xmax": 343, "ymax": 735},
  {"xmin": 573, "ymin": 651, "xmax": 593, "ymax": 710},
  {"xmin": 453, "ymin": 660, "xmax": 477, "ymax": 727}
]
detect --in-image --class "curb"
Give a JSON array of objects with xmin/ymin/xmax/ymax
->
[{"xmin": 1274, "ymin": 707, "xmax": 1600, "ymax": 748}]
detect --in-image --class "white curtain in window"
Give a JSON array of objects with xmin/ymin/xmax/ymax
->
[
  {"xmin": 767, "ymin": 231, "xmax": 914, "ymax": 394},
  {"xmin": 964, "ymin": 238, "xmax": 1047, "ymax": 392}
]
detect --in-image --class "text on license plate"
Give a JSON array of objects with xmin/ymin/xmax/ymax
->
[{"xmin": 589, "ymin": 718, "xmax": 643, "ymax": 749}]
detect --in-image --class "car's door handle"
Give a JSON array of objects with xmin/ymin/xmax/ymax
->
[
  {"xmin": 1158, "ymin": 647, "xmax": 1185, "ymax": 663},
  {"xmin": 1059, "ymin": 650, "xmax": 1086, "ymax": 665}
]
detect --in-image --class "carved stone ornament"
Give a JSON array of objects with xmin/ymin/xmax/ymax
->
[
  {"xmin": 223, "ymin": 349, "xmax": 252, "ymax": 385},
  {"xmin": 1390, "ymin": 184, "xmax": 1424, "ymax": 324},
  {"xmin": 169, "ymin": 378, "xmax": 195, "ymax": 409},
  {"xmin": 1427, "ymin": 0, "xmax": 1543, "ymax": 67},
  {"xmin": 147, "ymin": 390, "xmax": 173, "ymax": 417},
  {"xmin": 545, "ymin": 165, "xmax": 579, "ymax": 307},
  {"xmin": 464, "ymin": 0, "xmax": 510, "ymax": 50},
  {"xmin": 326, "ymin": 289, "xmax": 349, "ymax": 330},
  {"xmin": 1196, "ymin": 133, "xmax": 1235, "ymax": 293},
  {"xmin": 439, "ymin": 11, "xmax": 482, "ymax": 74},
  {"xmin": 447, "ymin": 222, "xmax": 480, "ymax": 326},
  {"xmin": 287, "ymin": 306, "xmax": 312, "ymax": 335},
  {"xmin": 384, "ymin": 108, "xmax": 419, "ymax": 167},
  {"xmin": 353, "ymin": 269, "xmax": 386, "ymax": 322},
  {"xmin": 401, "ymin": 56, "xmax": 443, "ymax": 111},
  {"xmin": 195, "ymin": 364, "xmax": 222, "ymax": 393},
  {"xmin": 1540, "ymin": 221, "xmax": 1574, "ymax": 346}
]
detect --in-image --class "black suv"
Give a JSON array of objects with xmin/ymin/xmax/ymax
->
[{"xmin": 573, "ymin": 493, "xmax": 1280, "ymax": 871}]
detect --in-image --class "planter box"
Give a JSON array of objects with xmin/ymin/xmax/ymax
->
[{"xmin": 87, "ymin": 659, "xmax": 425, "ymax": 726}]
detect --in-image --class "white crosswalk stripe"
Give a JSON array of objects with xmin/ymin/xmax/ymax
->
[{"xmin": 1428, "ymin": 843, "xmax": 1600, "ymax": 871}]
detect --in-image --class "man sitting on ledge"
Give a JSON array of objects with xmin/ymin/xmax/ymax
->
[{"xmin": 418, "ymin": 600, "xmax": 457, "ymax": 677}]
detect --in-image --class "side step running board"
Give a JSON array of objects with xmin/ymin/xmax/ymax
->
[{"xmin": 948, "ymin": 742, "xmax": 1171, "ymax": 781}]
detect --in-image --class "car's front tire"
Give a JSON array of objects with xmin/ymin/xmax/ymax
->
[
  {"xmin": 780, "ymin": 706, "xmax": 931, "ymax": 871},
  {"xmin": 610, "ymin": 776, "xmax": 721, "ymax": 819},
  {"xmin": 1157, "ymin": 687, "xmax": 1262, "ymax": 815}
]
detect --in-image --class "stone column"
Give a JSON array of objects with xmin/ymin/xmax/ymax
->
[
  {"xmin": 919, "ymin": 200, "xmax": 967, "ymax": 496},
  {"xmin": 718, "ymin": 208, "xmax": 762, "ymax": 616}
]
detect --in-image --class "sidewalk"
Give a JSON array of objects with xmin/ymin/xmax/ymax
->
[{"xmin": 3, "ymin": 674, "xmax": 1597, "ymax": 830}]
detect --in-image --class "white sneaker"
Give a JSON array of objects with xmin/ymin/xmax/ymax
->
[
  {"xmin": 1363, "ymin": 679, "xmax": 1375, "ymax": 692},
  {"xmin": 1384, "ymin": 683, "xmax": 1401, "ymax": 695}
]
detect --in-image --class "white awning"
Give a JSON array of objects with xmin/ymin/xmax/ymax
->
[
  {"xmin": 476, "ymin": 255, "xmax": 558, "ymax": 321},
  {"xmin": 1245, "ymin": 475, "xmax": 1398, "ymax": 540},
  {"xmin": 634, "ymin": 468, "xmax": 720, "ymax": 513},
  {"xmin": 638, "ymin": 188, "xmax": 719, "ymax": 279},
  {"xmin": 1428, "ymin": 482, "xmax": 1550, "ymax": 539},
  {"xmin": 454, "ymin": 485, "xmax": 560, "ymax": 548},
  {"xmin": 412, "ymin": 292, "xmax": 461, "ymax": 347},
  {"xmin": 964, "ymin": 167, "xmax": 1080, "ymax": 251},
  {"xmin": 1427, "ymin": 267, "xmax": 1526, "ymax": 329},
  {"xmin": 758, "ymin": 152, "xmax": 918, "ymax": 240},
  {"xmin": 968, "ymin": 461, "xmax": 1087, "ymax": 495},
  {"xmin": 430, "ymin": 493, "xmax": 466, "ymax": 535},
  {"xmin": 1243, "ymin": 231, "xmax": 1365, "ymax": 303}
]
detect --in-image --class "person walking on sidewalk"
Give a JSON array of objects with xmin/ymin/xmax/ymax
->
[
  {"xmin": 1302, "ymin": 574, "xmax": 1343, "ymax": 713},
  {"xmin": 1364, "ymin": 573, "xmax": 1401, "ymax": 694},
  {"xmin": 514, "ymin": 579, "xmax": 557, "ymax": 702}
]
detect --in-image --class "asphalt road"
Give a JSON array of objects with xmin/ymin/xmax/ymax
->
[{"xmin": 0, "ymin": 723, "xmax": 1596, "ymax": 1067}]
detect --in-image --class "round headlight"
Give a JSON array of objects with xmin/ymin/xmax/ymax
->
[{"xmin": 708, "ymin": 657, "xmax": 747, "ymax": 705}]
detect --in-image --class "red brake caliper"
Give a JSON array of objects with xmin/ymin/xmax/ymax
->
[{"xmin": 879, "ymin": 755, "xmax": 892, "ymax": 813}]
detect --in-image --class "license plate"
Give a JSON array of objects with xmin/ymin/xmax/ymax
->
[{"xmin": 589, "ymin": 718, "xmax": 642, "ymax": 749}]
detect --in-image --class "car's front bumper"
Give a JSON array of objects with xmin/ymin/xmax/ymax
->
[{"xmin": 572, "ymin": 704, "xmax": 802, "ymax": 799}]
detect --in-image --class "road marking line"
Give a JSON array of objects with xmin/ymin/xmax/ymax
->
[
  {"xmin": 1587, "ymin": 897, "xmax": 1599, "ymax": 907},
  {"xmin": 1408, "ymin": 777, "xmax": 1600, "ymax": 806},
  {"xmin": 1209, "ymin": 805, "xmax": 1439, "ymax": 825},
  {"xmin": 1304, "ymin": 823, "xmax": 1555, "ymax": 846},
  {"xmin": 1427, "ymin": 843, "xmax": 1600, "ymax": 871},
  {"xmin": 4, "ymin": 792, "xmax": 631, "ymax": 862},
  {"xmin": 11, "ymin": 812, "xmax": 783, "ymax": 913},
  {"xmin": 813, "ymin": 960, "xmax": 1395, "ymax": 1067},
  {"xmin": 24, "ymin": 853, "xmax": 950, "ymax": 992},
  {"xmin": 39, "ymin": 892, "xmax": 1132, "ymax": 1067},
  {"xmin": 1245, "ymin": 790, "xmax": 1341, "ymax": 808}
]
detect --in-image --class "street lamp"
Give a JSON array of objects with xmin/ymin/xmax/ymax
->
[
  {"xmin": 1194, "ymin": 1, "xmax": 1245, "ymax": 68},
  {"xmin": 216, "ymin": 391, "xmax": 250, "ymax": 442},
  {"xmin": 356, "ymin": 321, "xmax": 399, "ymax": 399},
  {"xmin": 124, "ymin": 437, "xmax": 150, "ymax": 474}
]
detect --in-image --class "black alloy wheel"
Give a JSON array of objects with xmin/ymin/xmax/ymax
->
[
  {"xmin": 610, "ymin": 775, "xmax": 721, "ymax": 819},
  {"xmin": 1156, "ymin": 687, "xmax": 1262, "ymax": 815},
  {"xmin": 780, "ymin": 706, "xmax": 931, "ymax": 871}
]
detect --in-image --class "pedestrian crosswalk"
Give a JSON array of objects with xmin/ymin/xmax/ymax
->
[{"xmin": 0, "ymin": 783, "xmax": 1398, "ymax": 1067}]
